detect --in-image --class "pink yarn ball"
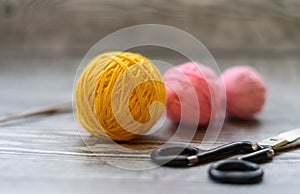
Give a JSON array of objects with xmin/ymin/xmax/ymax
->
[
  {"xmin": 163, "ymin": 62, "xmax": 219, "ymax": 126},
  {"xmin": 221, "ymin": 66, "xmax": 267, "ymax": 119}
]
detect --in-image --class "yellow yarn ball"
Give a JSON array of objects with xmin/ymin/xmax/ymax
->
[{"xmin": 75, "ymin": 52, "xmax": 166, "ymax": 141}]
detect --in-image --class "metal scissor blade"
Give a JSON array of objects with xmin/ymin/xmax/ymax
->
[
  {"xmin": 258, "ymin": 128, "xmax": 300, "ymax": 150},
  {"xmin": 278, "ymin": 128, "xmax": 300, "ymax": 143}
]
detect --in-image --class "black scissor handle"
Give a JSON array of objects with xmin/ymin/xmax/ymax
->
[
  {"xmin": 151, "ymin": 141, "xmax": 257, "ymax": 167},
  {"xmin": 196, "ymin": 141, "xmax": 256, "ymax": 163},
  {"xmin": 208, "ymin": 148, "xmax": 274, "ymax": 184},
  {"xmin": 151, "ymin": 145, "xmax": 200, "ymax": 167},
  {"xmin": 208, "ymin": 160, "xmax": 263, "ymax": 184}
]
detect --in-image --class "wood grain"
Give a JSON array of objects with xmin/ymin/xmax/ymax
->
[
  {"xmin": 1, "ymin": 56, "xmax": 300, "ymax": 193},
  {"xmin": 0, "ymin": 0, "xmax": 300, "ymax": 59}
]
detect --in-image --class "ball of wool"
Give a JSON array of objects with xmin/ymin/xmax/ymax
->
[
  {"xmin": 75, "ymin": 52, "xmax": 166, "ymax": 141},
  {"xmin": 163, "ymin": 62, "xmax": 219, "ymax": 126},
  {"xmin": 221, "ymin": 66, "xmax": 266, "ymax": 119}
]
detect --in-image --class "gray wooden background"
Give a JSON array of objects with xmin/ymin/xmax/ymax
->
[
  {"xmin": 1, "ymin": 1, "xmax": 300, "ymax": 194},
  {"xmin": 0, "ymin": 0, "xmax": 300, "ymax": 59}
]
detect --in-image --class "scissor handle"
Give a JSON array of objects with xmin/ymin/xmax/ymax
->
[
  {"xmin": 151, "ymin": 145, "xmax": 199, "ymax": 166},
  {"xmin": 196, "ymin": 141, "xmax": 256, "ymax": 163},
  {"xmin": 208, "ymin": 148, "xmax": 275, "ymax": 184},
  {"xmin": 208, "ymin": 160, "xmax": 263, "ymax": 184},
  {"xmin": 151, "ymin": 141, "xmax": 257, "ymax": 167}
]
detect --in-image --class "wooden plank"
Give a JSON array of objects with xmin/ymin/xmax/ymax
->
[
  {"xmin": 0, "ymin": 56, "xmax": 300, "ymax": 193},
  {"xmin": 0, "ymin": 0, "xmax": 300, "ymax": 59}
]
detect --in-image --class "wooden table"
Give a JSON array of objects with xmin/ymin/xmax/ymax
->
[{"xmin": 1, "ymin": 54, "xmax": 300, "ymax": 194}]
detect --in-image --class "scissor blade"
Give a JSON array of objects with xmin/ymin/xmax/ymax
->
[
  {"xmin": 278, "ymin": 128, "xmax": 300, "ymax": 143},
  {"xmin": 258, "ymin": 128, "xmax": 300, "ymax": 149}
]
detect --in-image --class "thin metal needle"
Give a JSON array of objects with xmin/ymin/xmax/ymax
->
[{"xmin": 0, "ymin": 101, "xmax": 73, "ymax": 123}]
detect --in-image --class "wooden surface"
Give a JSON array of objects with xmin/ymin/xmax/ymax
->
[
  {"xmin": 1, "ymin": 56, "xmax": 300, "ymax": 194},
  {"xmin": 0, "ymin": 0, "xmax": 300, "ymax": 59},
  {"xmin": 1, "ymin": 0, "xmax": 300, "ymax": 193}
]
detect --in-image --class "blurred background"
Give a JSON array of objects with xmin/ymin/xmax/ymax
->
[
  {"xmin": 0, "ymin": 0, "xmax": 300, "ymax": 111},
  {"xmin": 1, "ymin": 0, "xmax": 299, "ymax": 58}
]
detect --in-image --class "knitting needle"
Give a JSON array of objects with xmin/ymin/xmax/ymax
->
[{"xmin": 0, "ymin": 101, "xmax": 73, "ymax": 123}]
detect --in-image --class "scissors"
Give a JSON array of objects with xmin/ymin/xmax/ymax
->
[{"xmin": 151, "ymin": 127, "xmax": 300, "ymax": 184}]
